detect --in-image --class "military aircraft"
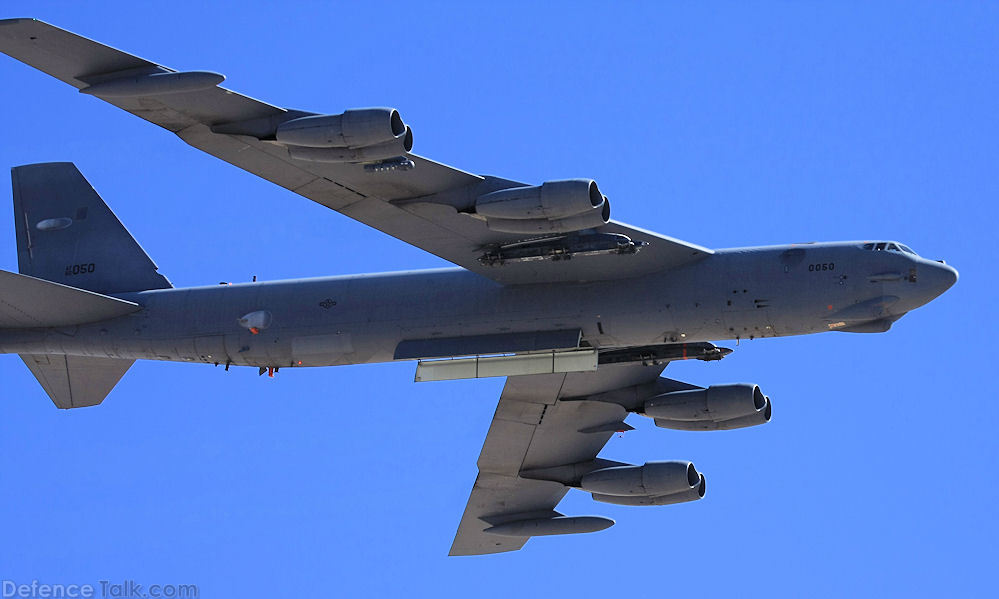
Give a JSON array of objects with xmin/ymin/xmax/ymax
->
[{"xmin": 0, "ymin": 19, "xmax": 957, "ymax": 555}]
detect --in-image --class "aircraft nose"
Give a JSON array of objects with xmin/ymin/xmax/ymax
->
[{"xmin": 925, "ymin": 260, "xmax": 958, "ymax": 296}]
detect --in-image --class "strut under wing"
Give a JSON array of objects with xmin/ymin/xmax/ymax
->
[
  {"xmin": 0, "ymin": 19, "xmax": 713, "ymax": 286},
  {"xmin": 449, "ymin": 362, "xmax": 667, "ymax": 556}
]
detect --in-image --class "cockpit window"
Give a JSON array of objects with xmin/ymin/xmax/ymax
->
[{"xmin": 861, "ymin": 241, "xmax": 918, "ymax": 255}]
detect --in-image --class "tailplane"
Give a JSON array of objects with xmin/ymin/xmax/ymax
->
[
  {"xmin": 20, "ymin": 354, "xmax": 134, "ymax": 409},
  {"xmin": 1, "ymin": 270, "xmax": 139, "ymax": 408},
  {"xmin": 0, "ymin": 269, "xmax": 140, "ymax": 328},
  {"xmin": 12, "ymin": 162, "xmax": 171, "ymax": 293}
]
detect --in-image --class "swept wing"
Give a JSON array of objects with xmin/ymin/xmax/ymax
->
[
  {"xmin": 451, "ymin": 361, "xmax": 668, "ymax": 555},
  {"xmin": 0, "ymin": 18, "xmax": 712, "ymax": 285}
]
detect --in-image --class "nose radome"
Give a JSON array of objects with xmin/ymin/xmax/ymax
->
[
  {"xmin": 929, "ymin": 261, "xmax": 958, "ymax": 294},
  {"xmin": 940, "ymin": 262, "xmax": 958, "ymax": 288}
]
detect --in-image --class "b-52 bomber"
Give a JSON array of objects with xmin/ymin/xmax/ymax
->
[{"xmin": 0, "ymin": 20, "xmax": 957, "ymax": 555}]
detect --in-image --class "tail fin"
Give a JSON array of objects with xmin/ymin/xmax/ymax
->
[{"xmin": 12, "ymin": 162, "xmax": 171, "ymax": 293}]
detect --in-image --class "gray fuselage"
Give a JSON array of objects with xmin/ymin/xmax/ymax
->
[{"xmin": 0, "ymin": 242, "xmax": 957, "ymax": 368}]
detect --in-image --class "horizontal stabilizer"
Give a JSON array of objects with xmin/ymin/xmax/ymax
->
[
  {"xmin": 20, "ymin": 353, "xmax": 133, "ymax": 409},
  {"xmin": 0, "ymin": 269, "xmax": 140, "ymax": 328}
]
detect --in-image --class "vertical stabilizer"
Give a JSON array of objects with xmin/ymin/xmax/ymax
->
[{"xmin": 12, "ymin": 162, "xmax": 171, "ymax": 293}]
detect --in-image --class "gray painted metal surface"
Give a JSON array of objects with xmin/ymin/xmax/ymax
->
[
  {"xmin": 0, "ymin": 269, "xmax": 139, "ymax": 328},
  {"xmin": 20, "ymin": 354, "xmax": 133, "ymax": 409},
  {"xmin": 12, "ymin": 162, "xmax": 171, "ymax": 293},
  {"xmin": 0, "ymin": 19, "xmax": 959, "ymax": 555},
  {"xmin": 395, "ymin": 329, "xmax": 582, "ymax": 360},
  {"xmin": 414, "ymin": 349, "xmax": 598, "ymax": 382}
]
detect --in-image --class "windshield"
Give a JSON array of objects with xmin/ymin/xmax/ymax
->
[{"xmin": 861, "ymin": 241, "xmax": 917, "ymax": 256}]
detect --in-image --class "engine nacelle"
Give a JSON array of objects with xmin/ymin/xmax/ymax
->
[
  {"xmin": 592, "ymin": 473, "xmax": 705, "ymax": 506},
  {"xmin": 475, "ymin": 179, "xmax": 611, "ymax": 234},
  {"xmin": 645, "ymin": 384, "xmax": 772, "ymax": 431},
  {"xmin": 579, "ymin": 461, "xmax": 701, "ymax": 497},
  {"xmin": 477, "ymin": 179, "xmax": 604, "ymax": 220},
  {"xmin": 484, "ymin": 202, "xmax": 610, "ymax": 234},
  {"xmin": 275, "ymin": 108, "xmax": 408, "ymax": 149},
  {"xmin": 287, "ymin": 127, "xmax": 413, "ymax": 163}
]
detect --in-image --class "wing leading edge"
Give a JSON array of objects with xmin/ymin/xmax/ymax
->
[{"xmin": 0, "ymin": 18, "xmax": 713, "ymax": 285}]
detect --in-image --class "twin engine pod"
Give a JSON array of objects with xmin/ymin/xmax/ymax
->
[
  {"xmin": 488, "ymin": 461, "xmax": 705, "ymax": 539},
  {"xmin": 645, "ymin": 383, "xmax": 772, "ymax": 431},
  {"xmin": 494, "ymin": 383, "xmax": 771, "ymax": 538},
  {"xmin": 474, "ymin": 179, "xmax": 611, "ymax": 234},
  {"xmin": 212, "ymin": 107, "xmax": 413, "ymax": 164},
  {"xmin": 276, "ymin": 108, "xmax": 413, "ymax": 163},
  {"xmin": 581, "ymin": 461, "xmax": 707, "ymax": 507}
]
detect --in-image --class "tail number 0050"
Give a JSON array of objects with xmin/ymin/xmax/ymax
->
[{"xmin": 65, "ymin": 263, "xmax": 96, "ymax": 275}]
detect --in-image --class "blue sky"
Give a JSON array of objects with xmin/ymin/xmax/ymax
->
[{"xmin": 0, "ymin": 2, "xmax": 995, "ymax": 597}]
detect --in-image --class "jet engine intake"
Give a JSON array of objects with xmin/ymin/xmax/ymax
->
[
  {"xmin": 645, "ymin": 383, "xmax": 772, "ymax": 431},
  {"xmin": 276, "ymin": 108, "xmax": 409, "ymax": 149},
  {"xmin": 579, "ymin": 461, "xmax": 701, "ymax": 497}
]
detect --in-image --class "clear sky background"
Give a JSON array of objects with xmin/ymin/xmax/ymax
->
[{"xmin": 0, "ymin": 2, "xmax": 995, "ymax": 597}]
